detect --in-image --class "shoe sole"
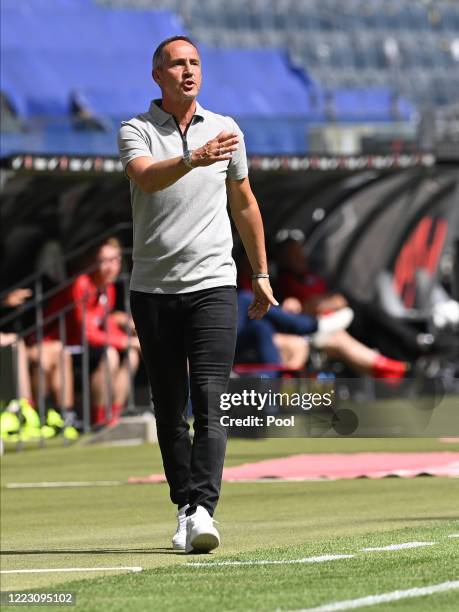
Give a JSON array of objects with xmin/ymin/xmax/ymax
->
[
  {"xmin": 172, "ymin": 541, "xmax": 186, "ymax": 551},
  {"xmin": 188, "ymin": 532, "xmax": 219, "ymax": 553}
]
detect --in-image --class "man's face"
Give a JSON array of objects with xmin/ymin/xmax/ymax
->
[
  {"xmin": 278, "ymin": 241, "xmax": 308, "ymax": 276},
  {"xmin": 153, "ymin": 40, "xmax": 202, "ymax": 103},
  {"xmin": 96, "ymin": 244, "xmax": 121, "ymax": 285}
]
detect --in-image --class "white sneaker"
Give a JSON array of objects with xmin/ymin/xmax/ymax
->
[
  {"xmin": 172, "ymin": 504, "xmax": 189, "ymax": 551},
  {"xmin": 185, "ymin": 505, "xmax": 220, "ymax": 553},
  {"xmin": 310, "ymin": 307, "xmax": 354, "ymax": 348}
]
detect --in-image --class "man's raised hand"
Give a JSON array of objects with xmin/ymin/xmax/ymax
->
[{"xmin": 191, "ymin": 131, "xmax": 239, "ymax": 167}]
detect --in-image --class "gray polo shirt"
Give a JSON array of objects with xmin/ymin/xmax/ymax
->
[{"xmin": 118, "ymin": 99, "xmax": 248, "ymax": 294}]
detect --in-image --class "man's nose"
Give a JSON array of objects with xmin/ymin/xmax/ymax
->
[{"xmin": 183, "ymin": 60, "xmax": 193, "ymax": 74}]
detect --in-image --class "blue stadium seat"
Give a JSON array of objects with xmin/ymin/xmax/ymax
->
[
  {"xmin": 1, "ymin": 1, "xmax": 184, "ymax": 117},
  {"xmin": 198, "ymin": 46, "xmax": 314, "ymax": 118},
  {"xmin": 2, "ymin": 0, "xmax": 457, "ymax": 157}
]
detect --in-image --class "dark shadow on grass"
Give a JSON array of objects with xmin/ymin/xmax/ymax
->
[{"xmin": 0, "ymin": 548, "xmax": 183, "ymax": 555}]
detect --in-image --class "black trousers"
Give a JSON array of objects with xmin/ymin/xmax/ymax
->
[{"xmin": 130, "ymin": 286, "xmax": 237, "ymax": 516}]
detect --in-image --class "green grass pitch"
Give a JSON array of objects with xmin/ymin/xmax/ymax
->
[{"xmin": 1, "ymin": 437, "xmax": 458, "ymax": 611}]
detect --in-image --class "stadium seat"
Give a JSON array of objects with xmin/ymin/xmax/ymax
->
[{"xmin": 1, "ymin": 0, "xmax": 458, "ymax": 157}]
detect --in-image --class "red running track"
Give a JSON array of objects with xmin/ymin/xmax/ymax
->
[{"xmin": 128, "ymin": 452, "xmax": 459, "ymax": 483}]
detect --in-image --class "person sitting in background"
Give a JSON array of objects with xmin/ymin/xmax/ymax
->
[
  {"xmin": 236, "ymin": 289, "xmax": 310, "ymax": 371},
  {"xmin": 1, "ymin": 289, "xmax": 77, "ymax": 434},
  {"xmin": 275, "ymin": 231, "xmax": 409, "ymax": 380},
  {"xmin": 236, "ymin": 255, "xmax": 353, "ymax": 372},
  {"xmin": 45, "ymin": 237, "xmax": 140, "ymax": 426},
  {"xmin": 0, "ymin": 289, "xmax": 33, "ymax": 402}
]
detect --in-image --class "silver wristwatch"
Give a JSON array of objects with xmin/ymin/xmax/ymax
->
[{"xmin": 183, "ymin": 149, "xmax": 194, "ymax": 169}]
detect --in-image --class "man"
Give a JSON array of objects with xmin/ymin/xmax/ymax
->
[
  {"xmin": 118, "ymin": 36, "xmax": 276, "ymax": 553},
  {"xmin": 45, "ymin": 237, "xmax": 140, "ymax": 426}
]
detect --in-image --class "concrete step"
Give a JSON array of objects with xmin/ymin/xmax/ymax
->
[{"xmin": 83, "ymin": 413, "xmax": 157, "ymax": 446}]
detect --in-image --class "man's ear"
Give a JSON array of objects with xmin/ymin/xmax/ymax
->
[{"xmin": 152, "ymin": 68, "xmax": 161, "ymax": 85}]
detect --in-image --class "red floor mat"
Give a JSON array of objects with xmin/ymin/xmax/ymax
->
[{"xmin": 128, "ymin": 452, "xmax": 459, "ymax": 483}]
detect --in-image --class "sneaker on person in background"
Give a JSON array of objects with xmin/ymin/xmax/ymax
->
[{"xmin": 310, "ymin": 307, "xmax": 354, "ymax": 348}]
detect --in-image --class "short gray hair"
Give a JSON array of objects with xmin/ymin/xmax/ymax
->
[{"xmin": 152, "ymin": 35, "xmax": 199, "ymax": 70}]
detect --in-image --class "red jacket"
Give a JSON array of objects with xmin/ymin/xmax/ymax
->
[
  {"xmin": 277, "ymin": 271, "xmax": 328, "ymax": 302},
  {"xmin": 45, "ymin": 274, "xmax": 128, "ymax": 350}
]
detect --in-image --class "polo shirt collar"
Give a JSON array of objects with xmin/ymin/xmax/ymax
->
[{"xmin": 148, "ymin": 99, "xmax": 205, "ymax": 126}]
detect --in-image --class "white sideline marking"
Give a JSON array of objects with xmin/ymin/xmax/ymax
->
[
  {"xmin": 187, "ymin": 554, "xmax": 354, "ymax": 567},
  {"xmin": 448, "ymin": 534, "xmax": 459, "ymax": 538},
  {"xmin": 188, "ymin": 536, "xmax": 451, "ymax": 568},
  {"xmin": 6, "ymin": 481, "xmax": 123, "ymax": 489},
  {"xmin": 361, "ymin": 541, "xmax": 435, "ymax": 552},
  {"xmin": 5, "ymin": 479, "xmax": 329, "ymax": 488},
  {"xmin": 0, "ymin": 567, "xmax": 143, "ymax": 574},
  {"xmin": 286, "ymin": 580, "xmax": 459, "ymax": 611}
]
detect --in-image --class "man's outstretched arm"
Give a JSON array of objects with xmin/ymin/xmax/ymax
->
[
  {"xmin": 125, "ymin": 131, "xmax": 239, "ymax": 194},
  {"xmin": 227, "ymin": 177, "xmax": 278, "ymax": 319}
]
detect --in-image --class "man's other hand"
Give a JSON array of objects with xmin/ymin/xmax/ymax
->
[{"xmin": 248, "ymin": 278, "xmax": 279, "ymax": 320}]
